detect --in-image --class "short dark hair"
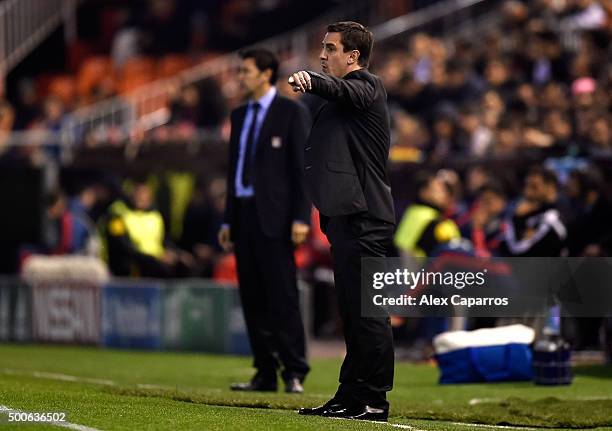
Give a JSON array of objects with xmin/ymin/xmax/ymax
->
[
  {"xmin": 131, "ymin": 176, "xmax": 149, "ymax": 187},
  {"xmin": 446, "ymin": 59, "xmax": 469, "ymax": 74},
  {"xmin": 46, "ymin": 189, "xmax": 66, "ymax": 208},
  {"xmin": 414, "ymin": 171, "xmax": 437, "ymax": 195},
  {"xmin": 478, "ymin": 181, "xmax": 508, "ymax": 199},
  {"xmin": 239, "ymin": 48, "xmax": 279, "ymax": 84},
  {"xmin": 327, "ymin": 21, "xmax": 373, "ymax": 67},
  {"xmin": 527, "ymin": 166, "xmax": 559, "ymax": 189}
]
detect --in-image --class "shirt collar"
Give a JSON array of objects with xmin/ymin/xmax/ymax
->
[
  {"xmin": 343, "ymin": 68, "xmax": 367, "ymax": 79},
  {"xmin": 251, "ymin": 86, "xmax": 276, "ymax": 111}
]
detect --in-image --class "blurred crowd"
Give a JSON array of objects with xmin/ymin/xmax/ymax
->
[
  {"xmin": 375, "ymin": 0, "xmax": 612, "ymax": 162},
  {"xmin": 0, "ymin": 0, "xmax": 338, "ymax": 161},
  {"xmin": 391, "ymin": 164, "xmax": 611, "ymax": 353},
  {"xmin": 20, "ymin": 173, "xmax": 225, "ymax": 279},
  {"xmin": 21, "ymin": 170, "xmax": 321, "ymax": 280},
  {"xmin": 3, "ymin": 0, "xmax": 612, "ymax": 160}
]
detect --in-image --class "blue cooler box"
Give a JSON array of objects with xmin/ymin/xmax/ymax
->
[{"xmin": 434, "ymin": 324, "xmax": 535, "ymax": 384}]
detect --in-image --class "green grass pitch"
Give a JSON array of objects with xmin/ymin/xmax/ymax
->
[{"xmin": 1, "ymin": 344, "xmax": 612, "ymax": 430}]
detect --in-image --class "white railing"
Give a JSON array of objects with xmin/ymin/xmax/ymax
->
[
  {"xmin": 4, "ymin": 0, "xmax": 499, "ymax": 151},
  {"xmin": 59, "ymin": 0, "xmax": 401, "ymax": 147},
  {"xmin": 0, "ymin": 0, "xmax": 78, "ymax": 89}
]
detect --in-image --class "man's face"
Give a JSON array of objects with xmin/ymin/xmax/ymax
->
[
  {"xmin": 447, "ymin": 69, "xmax": 466, "ymax": 87},
  {"xmin": 181, "ymin": 85, "xmax": 199, "ymax": 106},
  {"xmin": 237, "ymin": 58, "xmax": 268, "ymax": 99},
  {"xmin": 485, "ymin": 60, "xmax": 508, "ymax": 85},
  {"xmin": 320, "ymin": 32, "xmax": 353, "ymax": 77},
  {"xmin": 434, "ymin": 118, "xmax": 453, "ymax": 137},
  {"xmin": 590, "ymin": 118, "xmax": 611, "ymax": 146},
  {"xmin": 460, "ymin": 113, "xmax": 479, "ymax": 132},
  {"xmin": 523, "ymin": 174, "xmax": 551, "ymax": 203},
  {"xmin": 47, "ymin": 197, "xmax": 66, "ymax": 219},
  {"xmin": 480, "ymin": 190, "xmax": 506, "ymax": 217},
  {"xmin": 421, "ymin": 177, "xmax": 450, "ymax": 209},
  {"xmin": 133, "ymin": 184, "xmax": 153, "ymax": 211},
  {"xmin": 497, "ymin": 128, "xmax": 519, "ymax": 149}
]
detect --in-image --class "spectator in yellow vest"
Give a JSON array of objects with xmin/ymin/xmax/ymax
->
[
  {"xmin": 395, "ymin": 171, "xmax": 461, "ymax": 257},
  {"xmin": 105, "ymin": 178, "xmax": 194, "ymax": 277}
]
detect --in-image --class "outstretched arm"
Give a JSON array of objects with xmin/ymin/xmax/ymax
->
[{"xmin": 289, "ymin": 70, "xmax": 376, "ymax": 110}]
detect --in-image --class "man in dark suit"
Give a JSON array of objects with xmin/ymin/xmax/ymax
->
[
  {"xmin": 218, "ymin": 48, "xmax": 311, "ymax": 393},
  {"xmin": 290, "ymin": 22, "xmax": 395, "ymax": 422}
]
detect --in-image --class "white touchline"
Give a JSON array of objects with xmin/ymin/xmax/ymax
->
[
  {"xmin": 31, "ymin": 371, "xmax": 114, "ymax": 386},
  {"xmin": 332, "ymin": 413, "xmax": 544, "ymax": 430},
  {"xmin": 388, "ymin": 423, "xmax": 420, "ymax": 430},
  {"xmin": 2, "ymin": 368, "xmax": 332, "ymax": 398},
  {"xmin": 469, "ymin": 397, "xmax": 500, "ymax": 405},
  {"xmin": 1, "ymin": 368, "xmax": 173, "ymax": 391},
  {"xmin": 451, "ymin": 422, "xmax": 538, "ymax": 430},
  {"xmin": 329, "ymin": 417, "xmax": 427, "ymax": 430},
  {"xmin": 387, "ymin": 420, "xmax": 537, "ymax": 430},
  {"xmin": 0, "ymin": 405, "xmax": 102, "ymax": 431},
  {"xmin": 470, "ymin": 396, "xmax": 612, "ymax": 405}
]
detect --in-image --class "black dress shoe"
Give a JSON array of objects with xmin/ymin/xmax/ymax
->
[
  {"xmin": 322, "ymin": 405, "xmax": 388, "ymax": 422},
  {"xmin": 346, "ymin": 405, "xmax": 389, "ymax": 422},
  {"xmin": 284, "ymin": 377, "xmax": 304, "ymax": 394},
  {"xmin": 230, "ymin": 377, "xmax": 277, "ymax": 392},
  {"xmin": 298, "ymin": 400, "xmax": 345, "ymax": 416}
]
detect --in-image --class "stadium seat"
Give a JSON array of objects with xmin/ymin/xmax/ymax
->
[
  {"xmin": 157, "ymin": 55, "xmax": 192, "ymax": 79},
  {"xmin": 116, "ymin": 57, "xmax": 156, "ymax": 94},
  {"xmin": 77, "ymin": 56, "xmax": 113, "ymax": 98},
  {"xmin": 118, "ymin": 57, "xmax": 156, "ymax": 78}
]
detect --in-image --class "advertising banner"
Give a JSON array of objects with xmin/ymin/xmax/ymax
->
[
  {"xmin": 0, "ymin": 277, "xmax": 31, "ymax": 342},
  {"xmin": 101, "ymin": 280, "xmax": 163, "ymax": 349},
  {"xmin": 31, "ymin": 281, "xmax": 100, "ymax": 343},
  {"xmin": 23, "ymin": 256, "xmax": 108, "ymax": 344},
  {"xmin": 163, "ymin": 280, "xmax": 250, "ymax": 354}
]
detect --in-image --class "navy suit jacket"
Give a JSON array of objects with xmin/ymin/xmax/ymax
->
[{"xmin": 224, "ymin": 94, "xmax": 312, "ymax": 238}]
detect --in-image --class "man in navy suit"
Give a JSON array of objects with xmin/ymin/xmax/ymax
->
[{"xmin": 219, "ymin": 48, "xmax": 311, "ymax": 393}]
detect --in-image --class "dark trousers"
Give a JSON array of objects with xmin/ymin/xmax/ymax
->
[
  {"xmin": 323, "ymin": 213, "xmax": 395, "ymax": 409},
  {"xmin": 233, "ymin": 198, "xmax": 309, "ymax": 382}
]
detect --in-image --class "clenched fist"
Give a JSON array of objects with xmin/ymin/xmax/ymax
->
[{"xmin": 288, "ymin": 71, "xmax": 312, "ymax": 93}]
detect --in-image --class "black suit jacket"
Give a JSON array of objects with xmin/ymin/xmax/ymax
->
[
  {"xmin": 304, "ymin": 69, "xmax": 395, "ymax": 224},
  {"xmin": 224, "ymin": 93, "xmax": 311, "ymax": 238}
]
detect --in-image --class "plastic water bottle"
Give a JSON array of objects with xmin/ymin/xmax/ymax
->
[{"xmin": 533, "ymin": 305, "xmax": 573, "ymax": 385}]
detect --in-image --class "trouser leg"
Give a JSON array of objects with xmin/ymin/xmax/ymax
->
[
  {"xmin": 326, "ymin": 214, "xmax": 394, "ymax": 409},
  {"xmin": 234, "ymin": 199, "xmax": 278, "ymax": 379}
]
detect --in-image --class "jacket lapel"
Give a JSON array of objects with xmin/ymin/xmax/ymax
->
[
  {"xmin": 233, "ymin": 106, "xmax": 247, "ymax": 148},
  {"xmin": 230, "ymin": 106, "xmax": 247, "ymax": 161},
  {"xmin": 255, "ymin": 95, "xmax": 280, "ymax": 157},
  {"xmin": 312, "ymin": 101, "xmax": 327, "ymax": 125}
]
